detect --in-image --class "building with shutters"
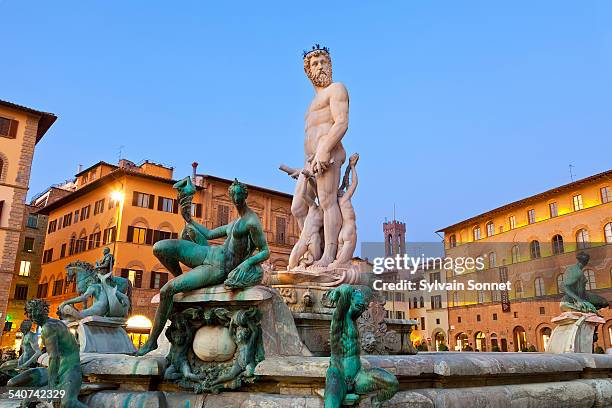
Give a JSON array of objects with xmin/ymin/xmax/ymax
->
[
  {"xmin": 0, "ymin": 100, "xmax": 57, "ymax": 344},
  {"xmin": 36, "ymin": 158, "xmax": 298, "ymax": 348},
  {"xmin": 437, "ymin": 170, "xmax": 612, "ymax": 352}
]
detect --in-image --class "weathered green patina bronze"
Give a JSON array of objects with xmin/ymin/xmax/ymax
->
[
  {"xmin": 11, "ymin": 299, "xmax": 86, "ymax": 408},
  {"xmin": 58, "ymin": 258, "xmax": 131, "ymax": 321},
  {"xmin": 561, "ymin": 252, "xmax": 609, "ymax": 313},
  {"xmin": 138, "ymin": 177, "xmax": 270, "ymax": 356},
  {"xmin": 324, "ymin": 284, "xmax": 398, "ymax": 408},
  {"xmin": 0, "ymin": 320, "xmax": 42, "ymax": 385},
  {"xmin": 163, "ymin": 306, "xmax": 264, "ymax": 393}
]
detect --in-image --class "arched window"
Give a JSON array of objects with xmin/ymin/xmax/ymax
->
[
  {"xmin": 511, "ymin": 245, "xmax": 520, "ymax": 263},
  {"xmin": 552, "ymin": 235, "xmax": 564, "ymax": 255},
  {"xmin": 413, "ymin": 297, "xmax": 418, "ymax": 309},
  {"xmin": 557, "ymin": 273, "xmax": 565, "ymax": 294},
  {"xmin": 515, "ymin": 280, "xmax": 524, "ymax": 298},
  {"xmin": 453, "ymin": 292, "xmax": 459, "ymax": 307},
  {"xmin": 534, "ymin": 277, "xmax": 545, "ymax": 297},
  {"xmin": 449, "ymin": 234, "xmax": 457, "ymax": 248},
  {"xmin": 530, "ymin": 240, "xmax": 541, "ymax": 259},
  {"xmin": 576, "ymin": 229, "xmax": 590, "ymax": 249},
  {"xmin": 583, "ymin": 270, "xmax": 596, "ymax": 290},
  {"xmin": 604, "ymin": 223, "xmax": 612, "ymax": 244},
  {"xmin": 0, "ymin": 157, "xmax": 3, "ymax": 180},
  {"xmin": 473, "ymin": 226, "xmax": 481, "ymax": 241},
  {"xmin": 477, "ymin": 290, "xmax": 485, "ymax": 303},
  {"xmin": 419, "ymin": 296, "xmax": 424, "ymax": 308},
  {"xmin": 488, "ymin": 252, "xmax": 496, "ymax": 268},
  {"xmin": 486, "ymin": 221, "xmax": 495, "ymax": 237}
]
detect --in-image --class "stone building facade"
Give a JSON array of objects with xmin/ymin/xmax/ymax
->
[
  {"xmin": 0, "ymin": 100, "xmax": 56, "ymax": 342},
  {"xmin": 438, "ymin": 170, "xmax": 612, "ymax": 352},
  {"xmin": 37, "ymin": 159, "xmax": 297, "ymax": 348}
]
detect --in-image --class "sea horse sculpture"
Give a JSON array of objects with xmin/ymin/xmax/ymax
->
[
  {"xmin": 59, "ymin": 258, "xmax": 132, "ymax": 321},
  {"xmin": 324, "ymin": 284, "xmax": 398, "ymax": 408}
]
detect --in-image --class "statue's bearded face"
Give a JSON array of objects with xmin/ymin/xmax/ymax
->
[{"xmin": 305, "ymin": 52, "xmax": 332, "ymax": 88}]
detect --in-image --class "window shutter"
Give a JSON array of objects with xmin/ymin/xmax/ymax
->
[
  {"xmin": 171, "ymin": 232, "xmax": 178, "ymax": 239},
  {"xmin": 160, "ymin": 272, "xmax": 168, "ymax": 287},
  {"xmin": 132, "ymin": 192, "xmax": 138, "ymax": 206},
  {"xmin": 148, "ymin": 195, "xmax": 155, "ymax": 209},
  {"xmin": 102, "ymin": 229, "xmax": 107, "ymax": 245},
  {"xmin": 157, "ymin": 196, "xmax": 163, "ymax": 211},
  {"xmin": 8, "ymin": 120, "xmax": 18, "ymax": 138},
  {"xmin": 195, "ymin": 203, "xmax": 202, "ymax": 218},
  {"xmin": 146, "ymin": 228, "xmax": 153, "ymax": 245},
  {"xmin": 150, "ymin": 272, "xmax": 156, "ymax": 289},
  {"xmin": 120, "ymin": 269, "xmax": 128, "ymax": 279},
  {"xmin": 173, "ymin": 199, "xmax": 178, "ymax": 214},
  {"xmin": 126, "ymin": 226, "xmax": 134, "ymax": 243},
  {"xmin": 135, "ymin": 270, "xmax": 143, "ymax": 288}
]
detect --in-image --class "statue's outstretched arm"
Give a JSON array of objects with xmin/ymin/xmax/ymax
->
[{"xmin": 20, "ymin": 343, "xmax": 42, "ymax": 368}]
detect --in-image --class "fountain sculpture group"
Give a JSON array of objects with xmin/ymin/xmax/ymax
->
[{"xmin": 2, "ymin": 45, "xmax": 611, "ymax": 408}]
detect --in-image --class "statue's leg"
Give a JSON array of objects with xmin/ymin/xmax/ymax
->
[
  {"xmin": 7, "ymin": 367, "xmax": 48, "ymax": 387},
  {"xmin": 586, "ymin": 292, "xmax": 610, "ymax": 310},
  {"xmin": 138, "ymin": 264, "xmax": 226, "ymax": 356},
  {"xmin": 354, "ymin": 367, "xmax": 399, "ymax": 408},
  {"xmin": 153, "ymin": 239, "xmax": 210, "ymax": 277},
  {"xmin": 314, "ymin": 164, "xmax": 342, "ymax": 267},
  {"xmin": 59, "ymin": 369, "xmax": 86, "ymax": 408},
  {"xmin": 288, "ymin": 238, "xmax": 309, "ymax": 269},
  {"xmin": 324, "ymin": 365, "xmax": 347, "ymax": 408},
  {"xmin": 291, "ymin": 173, "xmax": 310, "ymax": 231}
]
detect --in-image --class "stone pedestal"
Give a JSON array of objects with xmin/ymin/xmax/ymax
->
[
  {"xmin": 68, "ymin": 316, "xmax": 137, "ymax": 355},
  {"xmin": 546, "ymin": 311, "xmax": 605, "ymax": 353}
]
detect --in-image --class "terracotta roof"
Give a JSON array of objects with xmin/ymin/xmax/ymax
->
[
  {"xmin": 436, "ymin": 169, "xmax": 612, "ymax": 233},
  {"xmin": 74, "ymin": 161, "xmax": 118, "ymax": 177},
  {"xmin": 0, "ymin": 99, "xmax": 57, "ymax": 143}
]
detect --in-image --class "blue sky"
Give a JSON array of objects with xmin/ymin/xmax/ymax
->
[{"xmin": 2, "ymin": 1, "xmax": 611, "ymax": 249}]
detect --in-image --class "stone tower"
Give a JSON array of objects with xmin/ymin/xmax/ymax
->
[{"xmin": 383, "ymin": 219, "xmax": 406, "ymax": 257}]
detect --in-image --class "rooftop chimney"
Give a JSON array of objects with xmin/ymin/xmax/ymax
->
[{"xmin": 192, "ymin": 162, "xmax": 198, "ymax": 181}]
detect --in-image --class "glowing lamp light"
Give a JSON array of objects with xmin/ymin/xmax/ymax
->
[
  {"xmin": 126, "ymin": 315, "xmax": 152, "ymax": 329},
  {"xmin": 111, "ymin": 191, "xmax": 124, "ymax": 203}
]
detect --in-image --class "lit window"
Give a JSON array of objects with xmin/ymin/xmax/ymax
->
[
  {"xmin": 583, "ymin": 270, "xmax": 596, "ymax": 290},
  {"xmin": 473, "ymin": 226, "xmax": 481, "ymax": 241},
  {"xmin": 511, "ymin": 245, "xmax": 520, "ymax": 263},
  {"xmin": 605, "ymin": 223, "xmax": 612, "ymax": 244},
  {"xmin": 549, "ymin": 202, "xmax": 558, "ymax": 218},
  {"xmin": 19, "ymin": 260, "xmax": 31, "ymax": 276},
  {"xmin": 600, "ymin": 187, "xmax": 611, "ymax": 204},
  {"xmin": 133, "ymin": 227, "xmax": 147, "ymax": 244},
  {"xmin": 576, "ymin": 229, "xmax": 590, "ymax": 249},
  {"xmin": 486, "ymin": 222, "xmax": 494, "ymax": 237},
  {"xmin": 573, "ymin": 194, "xmax": 583, "ymax": 211},
  {"xmin": 527, "ymin": 209, "xmax": 536, "ymax": 224},
  {"xmin": 534, "ymin": 277, "xmax": 545, "ymax": 297},
  {"xmin": 530, "ymin": 240, "xmax": 541, "ymax": 259},
  {"xmin": 509, "ymin": 215, "xmax": 516, "ymax": 229},
  {"xmin": 552, "ymin": 235, "xmax": 564, "ymax": 255}
]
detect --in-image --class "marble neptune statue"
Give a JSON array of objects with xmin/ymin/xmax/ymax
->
[{"xmin": 281, "ymin": 44, "xmax": 358, "ymax": 269}]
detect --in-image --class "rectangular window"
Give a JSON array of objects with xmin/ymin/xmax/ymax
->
[
  {"xmin": 63, "ymin": 213, "xmax": 72, "ymax": 228},
  {"xmin": 493, "ymin": 313, "xmax": 498, "ymax": 320},
  {"xmin": 14, "ymin": 284, "xmax": 28, "ymax": 300},
  {"xmin": 420, "ymin": 317, "xmax": 425, "ymax": 330},
  {"xmin": 150, "ymin": 271, "xmax": 169, "ymax": 289},
  {"xmin": 216, "ymin": 204, "xmax": 230, "ymax": 227},
  {"xmin": 121, "ymin": 269, "xmax": 143, "ymax": 288},
  {"xmin": 539, "ymin": 307, "xmax": 545, "ymax": 315},
  {"xmin": 527, "ymin": 209, "xmax": 535, "ymax": 224},
  {"xmin": 458, "ymin": 316, "xmax": 461, "ymax": 323},
  {"xmin": 26, "ymin": 214, "xmax": 38, "ymax": 228},
  {"xmin": 48, "ymin": 219, "xmax": 57, "ymax": 233},
  {"xmin": 37, "ymin": 283, "xmax": 48, "ymax": 298},
  {"xmin": 23, "ymin": 237, "xmax": 35, "ymax": 252},
  {"xmin": 477, "ymin": 314, "xmax": 481, "ymax": 322},
  {"xmin": 158, "ymin": 197, "xmax": 175, "ymax": 213},
  {"xmin": 509, "ymin": 215, "xmax": 516, "ymax": 229},
  {"xmin": 57, "ymin": 216, "xmax": 63, "ymax": 230},
  {"xmin": 276, "ymin": 217, "xmax": 286, "ymax": 244},
  {"xmin": 573, "ymin": 194, "xmax": 583, "ymax": 211},
  {"xmin": 42, "ymin": 249, "xmax": 53, "ymax": 263},
  {"xmin": 191, "ymin": 203, "xmax": 202, "ymax": 218},
  {"xmin": 431, "ymin": 295, "xmax": 442, "ymax": 309},
  {"xmin": 74, "ymin": 210, "xmax": 79, "ymax": 224},
  {"xmin": 549, "ymin": 202, "xmax": 558, "ymax": 218},
  {"xmin": 19, "ymin": 260, "xmax": 31, "ymax": 276},
  {"xmin": 80, "ymin": 205, "xmax": 90, "ymax": 220},
  {"xmin": 132, "ymin": 192, "xmax": 154, "ymax": 209},
  {"xmin": 60, "ymin": 243, "xmax": 66, "ymax": 258},
  {"xmin": 0, "ymin": 116, "xmax": 18, "ymax": 138},
  {"xmin": 94, "ymin": 199, "xmax": 105, "ymax": 215},
  {"xmin": 430, "ymin": 272, "xmax": 441, "ymax": 283},
  {"xmin": 127, "ymin": 226, "xmax": 147, "ymax": 244},
  {"xmin": 601, "ymin": 187, "xmax": 611, "ymax": 204}
]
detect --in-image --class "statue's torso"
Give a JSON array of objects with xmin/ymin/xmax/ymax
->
[
  {"xmin": 304, "ymin": 84, "xmax": 346, "ymax": 163},
  {"xmin": 223, "ymin": 211, "xmax": 260, "ymax": 270}
]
